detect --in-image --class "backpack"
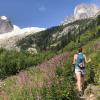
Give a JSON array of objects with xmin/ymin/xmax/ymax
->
[{"xmin": 76, "ymin": 53, "xmax": 85, "ymax": 69}]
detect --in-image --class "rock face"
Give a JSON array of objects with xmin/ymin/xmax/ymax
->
[
  {"xmin": 74, "ymin": 3, "xmax": 100, "ymax": 20},
  {"xmin": 62, "ymin": 16, "xmax": 75, "ymax": 25},
  {"xmin": 0, "ymin": 16, "xmax": 45, "ymax": 52},
  {"xmin": 0, "ymin": 3, "xmax": 99, "ymax": 52},
  {"xmin": 62, "ymin": 4, "xmax": 100, "ymax": 25},
  {"xmin": 0, "ymin": 15, "xmax": 45, "ymax": 51},
  {"xmin": 0, "ymin": 16, "xmax": 13, "ymax": 34},
  {"xmin": 0, "ymin": 26, "xmax": 45, "ymax": 50}
]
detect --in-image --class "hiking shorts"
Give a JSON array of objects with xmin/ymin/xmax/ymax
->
[{"xmin": 75, "ymin": 68, "xmax": 85, "ymax": 77}]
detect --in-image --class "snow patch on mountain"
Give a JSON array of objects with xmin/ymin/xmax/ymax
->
[
  {"xmin": 0, "ymin": 23, "xmax": 45, "ymax": 50},
  {"xmin": 21, "ymin": 27, "xmax": 45, "ymax": 33},
  {"xmin": 1, "ymin": 16, "xmax": 7, "ymax": 20},
  {"xmin": 0, "ymin": 25, "xmax": 45, "ymax": 39}
]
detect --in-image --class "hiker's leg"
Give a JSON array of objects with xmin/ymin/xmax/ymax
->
[
  {"xmin": 76, "ymin": 72, "xmax": 82, "ymax": 92},
  {"xmin": 81, "ymin": 75, "xmax": 86, "ymax": 93},
  {"xmin": 81, "ymin": 76, "xmax": 84, "ymax": 86},
  {"xmin": 81, "ymin": 69, "xmax": 85, "ymax": 90}
]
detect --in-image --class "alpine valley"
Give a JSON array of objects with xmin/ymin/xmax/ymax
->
[{"xmin": 0, "ymin": 3, "xmax": 100, "ymax": 100}]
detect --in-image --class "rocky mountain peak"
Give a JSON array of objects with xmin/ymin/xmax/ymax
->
[
  {"xmin": 0, "ymin": 15, "xmax": 45, "ymax": 50},
  {"xmin": 0, "ymin": 16, "xmax": 7, "ymax": 20},
  {"xmin": 0, "ymin": 16, "xmax": 14, "ymax": 34},
  {"xmin": 74, "ymin": 3, "xmax": 100, "ymax": 20},
  {"xmin": 62, "ymin": 3, "xmax": 100, "ymax": 25}
]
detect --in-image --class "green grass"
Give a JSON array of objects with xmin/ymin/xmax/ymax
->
[
  {"xmin": 0, "ymin": 49, "xmax": 56, "ymax": 79},
  {"xmin": 0, "ymin": 67, "xmax": 43, "ymax": 100},
  {"xmin": 0, "ymin": 14, "xmax": 100, "ymax": 99}
]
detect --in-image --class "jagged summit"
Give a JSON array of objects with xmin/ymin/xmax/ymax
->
[
  {"xmin": 0, "ymin": 15, "xmax": 45, "ymax": 49},
  {"xmin": 62, "ymin": 3, "xmax": 100, "ymax": 25},
  {"xmin": 0, "ymin": 15, "xmax": 45, "ymax": 35},
  {"xmin": 0, "ymin": 16, "xmax": 7, "ymax": 20},
  {"xmin": 74, "ymin": 3, "xmax": 100, "ymax": 19},
  {"xmin": 0, "ymin": 16, "xmax": 14, "ymax": 33}
]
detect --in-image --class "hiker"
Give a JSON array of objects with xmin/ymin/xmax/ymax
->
[{"xmin": 72, "ymin": 47, "xmax": 91, "ymax": 96}]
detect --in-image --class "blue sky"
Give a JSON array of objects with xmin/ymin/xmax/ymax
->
[{"xmin": 0, "ymin": 0, "xmax": 100, "ymax": 28}]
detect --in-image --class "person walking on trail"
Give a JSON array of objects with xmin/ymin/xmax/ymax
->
[{"xmin": 72, "ymin": 47, "xmax": 91, "ymax": 96}]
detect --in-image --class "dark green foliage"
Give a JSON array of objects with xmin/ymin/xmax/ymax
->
[
  {"xmin": 17, "ymin": 14, "xmax": 100, "ymax": 52},
  {"xmin": 17, "ymin": 25, "xmax": 64, "ymax": 51},
  {"xmin": 0, "ymin": 49, "xmax": 55, "ymax": 79},
  {"xmin": 1, "ymin": 14, "xmax": 100, "ymax": 100},
  {"xmin": 97, "ymin": 15, "xmax": 100, "ymax": 25}
]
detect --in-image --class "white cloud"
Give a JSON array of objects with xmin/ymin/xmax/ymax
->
[{"xmin": 38, "ymin": 5, "xmax": 46, "ymax": 12}]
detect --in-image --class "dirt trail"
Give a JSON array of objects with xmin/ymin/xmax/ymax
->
[
  {"xmin": 37, "ymin": 52, "xmax": 68, "ymax": 81},
  {"xmin": 16, "ymin": 52, "xmax": 68, "ymax": 86},
  {"xmin": 2, "ymin": 51, "xmax": 100, "ymax": 100}
]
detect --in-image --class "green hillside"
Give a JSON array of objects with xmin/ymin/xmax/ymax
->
[
  {"xmin": 0, "ymin": 15, "xmax": 100, "ymax": 100},
  {"xmin": 17, "ymin": 16, "xmax": 99, "ymax": 52}
]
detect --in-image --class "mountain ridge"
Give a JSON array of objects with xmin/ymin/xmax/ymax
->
[
  {"xmin": 62, "ymin": 3, "xmax": 100, "ymax": 25},
  {"xmin": 0, "ymin": 16, "xmax": 13, "ymax": 34},
  {"xmin": 0, "ymin": 3, "xmax": 100, "ymax": 53},
  {"xmin": 0, "ymin": 16, "xmax": 45, "ymax": 50}
]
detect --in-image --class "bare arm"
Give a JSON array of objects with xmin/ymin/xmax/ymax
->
[
  {"xmin": 72, "ymin": 54, "xmax": 77, "ymax": 64},
  {"xmin": 84, "ymin": 55, "xmax": 91, "ymax": 64}
]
